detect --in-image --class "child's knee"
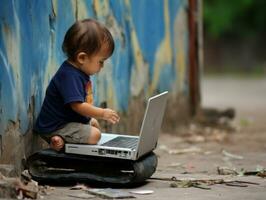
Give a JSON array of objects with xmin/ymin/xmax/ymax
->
[{"xmin": 88, "ymin": 127, "xmax": 101, "ymax": 144}]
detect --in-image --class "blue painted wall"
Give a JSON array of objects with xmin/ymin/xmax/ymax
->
[{"xmin": 0, "ymin": 0, "xmax": 189, "ymax": 135}]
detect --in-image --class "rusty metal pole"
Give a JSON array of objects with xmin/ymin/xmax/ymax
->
[{"xmin": 188, "ymin": 0, "xmax": 201, "ymax": 116}]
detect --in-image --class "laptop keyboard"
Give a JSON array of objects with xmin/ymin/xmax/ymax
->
[{"xmin": 101, "ymin": 136, "xmax": 139, "ymax": 149}]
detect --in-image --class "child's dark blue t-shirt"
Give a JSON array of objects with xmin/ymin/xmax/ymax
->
[{"xmin": 34, "ymin": 61, "xmax": 92, "ymax": 134}]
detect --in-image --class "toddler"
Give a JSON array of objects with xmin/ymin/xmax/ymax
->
[{"xmin": 34, "ymin": 18, "xmax": 120, "ymax": 151}]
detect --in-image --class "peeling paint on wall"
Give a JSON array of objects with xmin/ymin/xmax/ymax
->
[
  {"xmin": 174, "ymin": 4, "xmax": 189, "ymax": 94},
  {"xmin": 149, "ymin": 0, "xmax": 173, "ymax": 94},
  {"xmin": 0, "ymin": 0, "xmax": 190, "ymax": 135}
]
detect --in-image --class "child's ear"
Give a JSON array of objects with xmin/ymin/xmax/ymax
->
[{"xmin": 76, "ymin": 52, "xmax": 87, "ymax": 65}]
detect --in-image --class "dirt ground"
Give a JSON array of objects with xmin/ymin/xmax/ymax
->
[{"xmin": 34, "ymin": 76, "xmax": 266, "ymax": 200}]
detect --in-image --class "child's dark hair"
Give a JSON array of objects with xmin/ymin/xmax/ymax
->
[{"xmin": 62, "ymin": 18, "xmax": 114, "ymax": 61}]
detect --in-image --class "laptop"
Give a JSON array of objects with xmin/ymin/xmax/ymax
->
[{"xmin": 65, "ymin": 91, "xmax": 168, "ymax": 160}]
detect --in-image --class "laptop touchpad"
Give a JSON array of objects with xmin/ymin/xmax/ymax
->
[{"xmin": 97, "ymin": 133, "xmax": 118, "ymax": 145}]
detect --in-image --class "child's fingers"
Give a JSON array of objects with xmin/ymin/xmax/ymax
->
[
  {"xmin": 112, "ymin": 114, "xmax": 120, "ymax": 122},
  {"xmin": 108, "ymin": 116, "xmax": 119, "ymax": 124},
  {"xmin": 104, "ymin": 109, "xmax": 120, "ymax": 123},
  {"xmin": 111, "ymin": 116, "xmax": 119, "ymax": 123},
  {"xmin": 108, "ymin": 118, "xmax": 116, "ymax": 124},
  {"xmin": 112, "ymin": 112, "xmax": 119, "ymax": 118}
]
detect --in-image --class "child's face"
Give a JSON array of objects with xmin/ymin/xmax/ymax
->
[{"xmin": 80, "ymin": 46, "xmax": 110, "ymax": 75}]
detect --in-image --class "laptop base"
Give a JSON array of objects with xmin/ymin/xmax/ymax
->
[{"xmin": 65, "ymin": 133, "xmax": 139, "ymax": 160}]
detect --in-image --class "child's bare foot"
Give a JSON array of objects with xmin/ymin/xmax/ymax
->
[{"xmin": 50, "ymin": 136, "xmax": 64, "ymax": 151}]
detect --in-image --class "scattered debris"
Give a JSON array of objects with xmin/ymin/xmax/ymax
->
[
  {"xmin": 217, "ymin": 167, "xmax": 239, "ymax": 176},
  {"xmin": 217, "ymin": 166, "xmax": 266, "ymax": 178},
  {"xmin": 170, "ymin": 107, "xmax": 237, "ymax": 145},
  {"xmin": 68, "ymin": 192, "xmax": 95, "ymax": 199},
  {"xmin": 0, "ymin": 176, "xmax": 19, "ymax": 199},
  {"xmin": 21, "ymin": 170, "xmax": 32, "ymax": 183},
  {"xmin": 195, "ymin": 107, "xmax": 235, "ymax": 127},
  {"xmin": 168, "ymin": 162, "xmax": 183, "ymax": 168},
  {"xmin": 222, "ymin": 150, "xmax": 244, "ymax": 160},
  {"xmin": 159, "ymin": 145, "xmax": 202, "ymax": 155},
  {"xmin": 255, "ymin": 166, "xmax": 266, "ymax": 178},
  {"xmin": 130, "ymin": 190, "xmax": 154, "ymax": 195},
  {"xmin": 0, "ymin": 172, "xmax": 38, "ymax": 199},
  {"xmin": 204, "ymin": 151, "xmax": 212, "ymax": 155},
  {"xmin": 170, "ymin": 179, "xmax": 211, "ymax": 190},
  {"xmin": 184, "ymin": 135, "xmax": 205, "ymax": 143},
  {"xmin": 0, "ymin": 164, "xmax": 16, "ymax": 177},
  {"xmin": 151, "ymin": 176, "xmax": 259, "ymax": 190},
  {"xmin": 39, "ymin": 185, "xmax": 55, "ymax": 196},
  {"xmin": 257, "ymin": 171, "xmax": 266, "ymax": 178},
  {"xmin": 19, "ymin": 180, "xmax": 39, "ymax": 199},
  {"xmin": 87, "ymin": 188, "xmax": 135, "ymax": 199},
  {"xmin": 158, "ymin": 145, "xmax": 169, "ymax": 151},
  {"xmin": 168, "ymin": 147, "xmax": 202, "ymax": 155},
  {"xmin": 179, "ymin": 123, "xmax": 230, "ymax": 144},
  {"xmin": 70, "ymin": 184, "xmax": 89, "ymax": 190},
  {"xmin": 239, "ymin": 117, "xmax": 253, "ymax": 127}
]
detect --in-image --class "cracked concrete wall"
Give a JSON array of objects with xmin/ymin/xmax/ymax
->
[{"xmin": 0, "ymin": 0, "xmax": 192, "ymax": 166}]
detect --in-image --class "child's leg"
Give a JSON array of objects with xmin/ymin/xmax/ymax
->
[
  {"xmin": 39, "ymin": 122, "xmax": 102, "ymax": 151},
  {"xmin": 87, "ymin": 126, "xmax": 101, "ymax": 144},
  {"xmin": 52, "ymin": 122, "xmax": 101, "ymax": 146}
]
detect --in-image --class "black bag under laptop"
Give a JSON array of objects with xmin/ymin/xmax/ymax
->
[{"xmin": 26, "ymin": 148, "xmax": 157, "ymax": 186}]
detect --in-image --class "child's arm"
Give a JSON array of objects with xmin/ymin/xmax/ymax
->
[{"xmin": 70, "ymin": 102, "xmax": 120, "ymax": 124}]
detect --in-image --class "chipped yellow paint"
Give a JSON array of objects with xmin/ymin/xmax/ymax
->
[
  {"xmin": 93, "ymin": 0, "xmax": 109, "ymax": 19},
  {"xmin": 124, "ymin": 0, "xmax": 130, "ymax": 9},
  {"xmin": 43, "ymin": 53, "xmax": 57, "ymax": 94},
  {"xmin": 51, "ymin": 0, "xmax": 58, "ymax": 17},
  {"xmin": 43, "ymin": 0, "xmax": 58, "ymax": 96},
  {"xmin": 3, "ymin": 26, "xmax": 20, "ymax": 83},
  {"xmin": 96, "ymin": 60, "xmax": 117, "ymax": 109},
  {"xmin": 70, "ymin": 0, "xmax": 77, "ymax": 19},
  {"xmin": 75, "ymin": 0, "xmax": 89, "ymax": 20},
  {"xmin": 149, "ymin": 0, "xmax": 172, "ymax": 95},
  {"xmin": 124, "ymin": 0, "xmax": 149, "ymax": 96},
  {"xmin": 2, "ymin": 6, "xmax": 23, "ymax": 113},
  {"xmin": 130, "ymin": 29, "xmax": 149, "ymax": 96},
  {"xmin": 92, "ymin": 0, "xmax": 121, "ymax": 108},
  {"xmin": 43, "ymin": 50, "xmax": 58, "ymax": 97},
  {"xmin": 174, "ymin": 7, "xmax": 188, "ymax": 93},
  {"xmin": 1, "ymin": 26, "xmax": 17, "ymax": 107}
]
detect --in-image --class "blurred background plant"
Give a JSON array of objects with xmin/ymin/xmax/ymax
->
[{"xmin": 203, "ymin": 0, "xmax": 266, "ymax": 76}]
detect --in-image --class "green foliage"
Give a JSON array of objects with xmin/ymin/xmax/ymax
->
[{"xmin": 204, "ymin": 0, "xmax": 266, "ymax": 38}]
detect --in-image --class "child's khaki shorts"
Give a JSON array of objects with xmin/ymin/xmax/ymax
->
[{"xmin": 39, "ymin": 122, "xmax": 91, "ymax": 144}]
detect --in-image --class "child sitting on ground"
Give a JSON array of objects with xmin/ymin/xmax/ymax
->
[{"xmin": 34, "ymin": 18, "xmax": 120, "ymax": 151}]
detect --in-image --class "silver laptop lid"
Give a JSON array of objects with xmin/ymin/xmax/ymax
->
[{"xmin": 136, "ymin": 91, "xmax": 168, "ymax": 159}]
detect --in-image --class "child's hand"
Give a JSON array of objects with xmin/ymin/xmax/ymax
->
[{"xmin": 102, "ymin": 108, "xmax": 120, "ymax": 124}]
